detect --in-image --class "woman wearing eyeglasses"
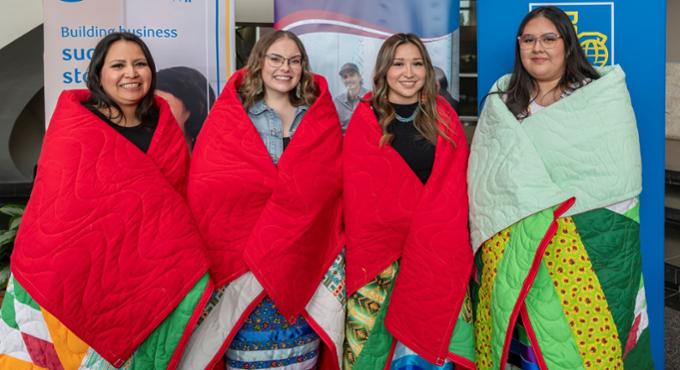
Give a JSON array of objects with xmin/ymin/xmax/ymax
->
[
  {"xmin": 179, "ymin": 30, "xmax": 345, "ymax": 369},
  {"xmin": 469, "ymin": 6, "xmax": 653, "ymax": 370}
]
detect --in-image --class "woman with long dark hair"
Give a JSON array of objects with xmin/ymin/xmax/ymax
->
[
  {"xmin": 1, "ymin": 32, "xmax": 212, "ymax": 369},
  {"xmin": 180, "ymin": 30, "xmax": 344, "ymax": 370},
  {"xmin": 469, "ymin": 6, "xmax": 653, "ymax": 369},
  {"xmin": 344, "ymin": 33, "xmax": 473, "ymax": 370}
]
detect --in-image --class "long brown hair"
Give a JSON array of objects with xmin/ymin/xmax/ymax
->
[
  {"xmin": 371, "ymin": 33, "xmax": 448, "ymax": 146},
  {"xmin": 239, "ymin": 30, "xmax": 318, "ymax": 110}
]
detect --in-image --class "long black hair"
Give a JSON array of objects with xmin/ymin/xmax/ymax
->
[
  {"xmin": 503, "ymin": 6, "xmax": 600, "ymax": 118},
  {"xmin": 85, "ymin": 32, "xmax": 158, "ymax": 124}
]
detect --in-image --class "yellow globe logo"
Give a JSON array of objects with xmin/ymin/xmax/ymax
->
[{"xmin": 579, "ymin": 32, "xmax": 609, "ymax": 67}]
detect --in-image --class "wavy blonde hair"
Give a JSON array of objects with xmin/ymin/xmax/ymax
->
[
  {"xmin": 371, "ymin": 33, "xmax": 451, "ymax": 146},
  {"xmin": 239, "ymin": 30, "xmax": 318, "ymax": 110}
]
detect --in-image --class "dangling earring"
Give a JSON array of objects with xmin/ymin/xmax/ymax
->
[
  {"xmin": 255, "ymin": 79, "xmax": 263, "ymax": 95},
  {"xmin": 295, "ymin": 83, "xmax": 302, "ymax": 98}
]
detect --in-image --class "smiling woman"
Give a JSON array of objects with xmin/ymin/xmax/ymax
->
[
  {"xmin": 180, "ymin": 30, "xmax": 345, "ymax": 370},
  {"xmin": 97, "ymin": 41, "xmax": 152, "ymax": 123},
  {"xmin": 0, "ymin": 32, "xmax": 212, "ymax": 369},
  {"xmin": 343, "ymin": 33, "xmax": 473, "ymax": 370},
  {"xmin": 469, "ymin": 6, "xmax": 653, "ymax": 370},
  {"xmin": 84, "ymin": 33, "xmax": 157, "ymax": 130}
]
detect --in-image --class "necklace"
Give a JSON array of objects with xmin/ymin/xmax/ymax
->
[{"xmin": 395, "ymin": 108, "xmax": 418, "ymax": 123}]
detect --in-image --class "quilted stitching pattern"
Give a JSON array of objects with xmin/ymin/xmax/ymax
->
[
  {"xmin": 476, "ymin": 208, "xmax": 652, "ymax": 370},
  {"xmin": 344, "ymin": 96, "xmax": 472, "ymax": 365},
  {"xmin": 8, "ymin": 90, "xmax": 210, "ymax": 365},
  {"xmin": 1, "ymin": 274, "xmax": 210, "ymax": 369},
  {"xmin": 543, "ymin": 217, "xmax": 622, "ymax": 369},
  {"xmin": 475, "ymin": 228, "xmax": 511, "ymax": 370},
  {"xmin": 468, "ymin": 66, "xmax": 642, "ymax": 251},
  {"xmin": 572, "ymin": 208, "xmax": 642, "ymax": 352},
  {"xmin": 188, "ymin": 70, "xmax": 343, "ymax": 322},
  {"xmin": 470, "ymin": 65, "xmax": 651, "ymax": 370},
  {"xmin": 623, "ymin": 329, "xmax": 653, "ymax": 369},
  {"xmin": 491, "ymin": 208, "xmax": 556, "ymax": 368},
  {"xmin": 42, "ymin": 307, "xmax": 88, "ymax": 369},
  {"xmin": 344, "ymin": 262, "xmax": 398, "ymax": 370},
  {"xmin": 524, "ymin": 259, "xmax": 584, "ymax": 370},
  {"xmin": 447, "ymin": 291, "xmax": 475, "ymax": 365},
  {"xmin": 345, "ymin": 264, "xmax": 397, "ymax": 370}
]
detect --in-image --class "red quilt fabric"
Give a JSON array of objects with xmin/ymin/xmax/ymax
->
[
  {"xmin": 188, "ymin": 69, "xmax": 343, "ymax": 322},
  {"xmin": 344, "ymin": 96, "xmax": 472, "ymax": 364},
  {"xmin": 10, "ymin": 90, "xmax": 210, "ymax": 366}
]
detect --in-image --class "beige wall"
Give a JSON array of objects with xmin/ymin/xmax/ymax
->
[
  {"xmin": 0, "ymin": 0, "xmax": 43, "ymax": 49},
  {"xmin": 669, "ymin": 0, "xmax": 680, "ymax": 62},
  {"xmin": 235, "ymin": 0, "xmax": 274, "ymax": 24},
  {"xmin": 668, "ymin": 1, "xmax": 680, "ymax": 141}
]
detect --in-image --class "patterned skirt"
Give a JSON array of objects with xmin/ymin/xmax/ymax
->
[{"xmin": 225, "ymin": 297, "xmax": 320, "ymax": 370}]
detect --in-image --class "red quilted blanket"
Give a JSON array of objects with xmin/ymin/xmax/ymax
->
[
  {"xmin": 344, "ymin": 96, "xmax": 472, "ymax": 364},
  {"xmin": 188, "ymin": 69, "xmax": 343, "ymax": 322},
  {"xmin": 10, "ymin": 90, "xmax": 210, "ymax": 366}
]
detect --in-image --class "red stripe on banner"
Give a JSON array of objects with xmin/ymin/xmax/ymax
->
[
  {"xmin": 274, "ymin": 9, "xmax": 395, "ymax": 34},
  {"xmin": 284, "ymin": 23, "xmax": 389, "ymax": 39},
  {"xmin": 21, "ymin": 332, "xmax": 64, "ymax": 370}
]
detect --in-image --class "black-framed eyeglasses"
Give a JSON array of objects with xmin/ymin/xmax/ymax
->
[
  {"xmin": 517, "ymin": 33, "xmax": 562, "ymax": 49},
  {"xmin": 265, "ymin": 53, "xmax": 303, "ymax": 68}
]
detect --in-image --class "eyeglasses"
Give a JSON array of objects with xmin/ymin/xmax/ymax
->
[
  {"xmin": 265, "ymin": 53, "xmax": 303, "ymax": 68},
  {"xmin": 517, "ymin": 33, "xmax": 562, "ymax": 49}
]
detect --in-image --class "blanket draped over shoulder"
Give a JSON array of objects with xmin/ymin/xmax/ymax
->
[
  {"xmin": 2, "ymin": 90, "xmax": 212, "ymax": 369},
  {"xmin": 179, "ymin": 70, "xmax": 345, "ymax": 370},
  {"xmin": 468, "ymin": 66, "xmax": 653, "ymax": 370},
  {"xmin": 343, "ymin": 95, "xmax": 474, "ymax": 369}
]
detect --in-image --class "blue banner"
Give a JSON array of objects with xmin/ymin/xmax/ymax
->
[{"xmin": 478, "ymin": 1, "xmax": 665, "ymax": 368}]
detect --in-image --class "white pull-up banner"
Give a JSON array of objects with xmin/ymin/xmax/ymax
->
[{"xmin": 43, "ymin": 0, "xmax": 235, "ymax": 124}]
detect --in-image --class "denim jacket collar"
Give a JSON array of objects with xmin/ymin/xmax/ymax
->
[{"xmin": 248, "ymin": 99, "xmax": 309, "ymax": 117}]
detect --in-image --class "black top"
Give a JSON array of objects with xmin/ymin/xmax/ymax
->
[
  {"xmin": 83, "ymin": 103, "xmax": 157, "ymax": 153},
  {"xmin": 386, "ymin": 102, "xmax": 436, "ymax": 184},
  {"xmin": 282, "ymin": 136, "xmax": 291, "ymax": 150}
]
